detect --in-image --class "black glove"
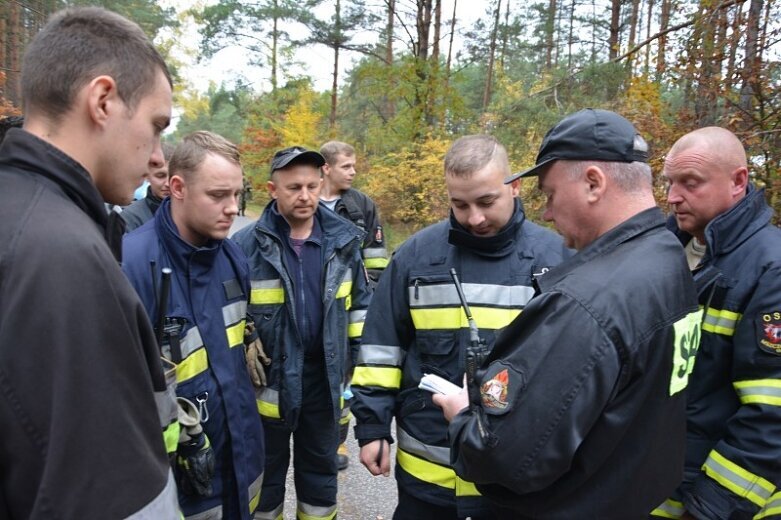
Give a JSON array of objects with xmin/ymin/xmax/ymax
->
[{"xmin": 175, "ymin": 397, "xmax": 215, "ymax": 497}]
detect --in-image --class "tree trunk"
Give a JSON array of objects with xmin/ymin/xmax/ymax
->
[
  {"xmin": 500, "ymin": 0, "xmax": 510, "ymax": 70},
  {"xmin": 645, "ymin": 0, "xmax": 654, "ymax": 75},
  {"xmin": 725, "ymin": 4, "xmax": 742, "ymax": 90},
  {"xmin": 433, "ymin": 0, "xmax": 441, "ymax": 63},
  {"xmin": 567, "ymin": 0, "xmax": 575, "ymax": 71},
  {"xmin": 608, "ymin": 0, "xmax": 621, "ymax": 61},
  {"xmin": 329, "ymin": 0, "xmax": 341, "ymax": 130},
  {"xmin": 271, "ymin": 0, "xmax": 279, "ymax": 91},
  {"xmin": 445, "ymin": 0, "xmax": 457, "ymax": 84},
  {"xmin": 384, "ymin": 0, "xmax": 395, "ymax": 120},
  {"xmin": 657, "ymin": 0, "xmax": 671, "ymax": 77},
  {"xmin": 482, "ymin": 0, "xmax": 501, "ymax": 112},
  {"xmin": 738, "ymin": 0, "xmax": 762, "ymax": 112},
  {"xmin": 627, "ymin": 0, "xmax": 641, "ymax": 71},
  {"xmin": 7, "ymin": 0, "xmax": 20, "ymax": 107},
  {"xmin": 545, "ymin": 0, "xmax": 556, "ymax": 68}
]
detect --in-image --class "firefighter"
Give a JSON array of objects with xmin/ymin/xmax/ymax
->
[
  {"xmin": 0, "ymin": 7, "xmax": 179, "ymax": 518},
  {"xmin": 351, "ymin": 135, "xmax": 569, "ymax": 519},
  {"xmin": 233, "ymin": 146, "xmax": 371, "ymax": 520},
  {"xmin": 122, "ymin": 131, "xmax": 265, "ymax": 519},
  {"xmin": 434, "ymin": 109, "xmax": 701, "ymax": 519},
  {"xmin": 650, "ymin": 127, "xmax": 781, "ymax": 519}
]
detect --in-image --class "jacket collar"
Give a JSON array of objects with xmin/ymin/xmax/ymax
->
[
  {"xmin": 145, "ymin": 186, "xmax": 163, "ymax": 214},
  {"xmin": 538, "ymin": 207, "xmax": 665, "ymax": 291},
  {"xmin": 666, "ymin": 184, "xmax": 772, "ymax": 257},
  {"xmin": 447, "ymin": 198, "xmax": 526, "ymax": 258},
  {"xmin": 257, "ymin": 200, "xmax": 364, "ymax": 252},
  {"xmin": 154, "ymin": 198, "xmax": 221, "ymax": 273}
]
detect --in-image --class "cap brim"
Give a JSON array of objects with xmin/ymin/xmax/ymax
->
[
  {"xmin": 273, "ymin": 151, "xmax": 326, "ymax": 172},
  {"xmin": 504, "ymin": 157, "xmax": 556, "ymax": 184}
]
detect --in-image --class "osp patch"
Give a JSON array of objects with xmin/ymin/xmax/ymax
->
[
  {"xmin": 759, "ymin": 311, "xmax": 781, "ymax": 355},
  {"xmin": 481, "ymin": 368, "xmax": 509, "ymax": 410}
]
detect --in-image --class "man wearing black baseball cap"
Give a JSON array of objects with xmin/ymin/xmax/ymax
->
[
  {"xmin": 232, "ymin": 145, "xmax": 371, "ymax": 520},
  {"xmin": 434, "ymin": 109, "xmax": 701, "ymax": 518}
]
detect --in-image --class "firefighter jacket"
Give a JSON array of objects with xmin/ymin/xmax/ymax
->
[
  {"xmin": 122, "ymin": 186, "xmax": 163, "ymax": 232},
  {"xmin": 655, "ymin": 185, "xmax": 781, "ymax": 520},
  {"xmin": 447, "ymin": 207, "xmax": 702, "ymax": 519},
  {"xmin": 231, "ymin": 202, "xmax": 371, "ymax": 430},
  {"xmin": 350, "ymin": 201, "xmax": 569, "ymax": 517},
  {"xmin": 0, "ymin": 129, "xmax": 180, "ymax": 519},
  {"xmin": 332, "ymin": 188, "xmax": 389, "ymax": 277},
  {"xmin": 123, "ymin": 199, "xmax": 265, "ymax": 520}
]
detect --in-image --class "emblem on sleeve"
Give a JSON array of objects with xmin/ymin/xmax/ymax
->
[
  {"xmin": 759, "ymin": 311, "xmax": 781, "ymax": 355},
  {"xmin": 481, "ymin": 368, "xmax": 509, "ymax": 410}
]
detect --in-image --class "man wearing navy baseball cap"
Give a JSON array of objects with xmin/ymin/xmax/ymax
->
[
  {"xmin": 232, "ymin": 145, "xmax": 371, "ymax": 519},
  {"xmin": 434, "ymin": 109, "xmax": 701, "ymax": 518}
]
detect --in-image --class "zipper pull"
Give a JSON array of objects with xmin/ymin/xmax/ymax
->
[{"xmin": 414, "ymin": 278, "xmax": 420, "ymax": 300}]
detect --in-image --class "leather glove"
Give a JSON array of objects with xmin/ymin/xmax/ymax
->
[
  {"xmin": 244, "ymin": 319, "xmax": 271, "ymax": 388},
  {"xmin": 175, "ymin": 397, "xmax": 215, "ymax": 497}
]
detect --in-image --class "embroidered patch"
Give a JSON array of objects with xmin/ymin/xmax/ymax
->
[
  {"xmin": 223, "ymin": 278, "xmax": 244, "ymax": 300},
  {"xmin": 481, "ymin": 369, "xmax": 509, "ymax": 410},
  {"xmin": 759, "ymin": 311, "xmax": 781, "ymax": 355},
  {"xmin": 374, "ymin": 225, "xmax": 384, "ymax": 244}
]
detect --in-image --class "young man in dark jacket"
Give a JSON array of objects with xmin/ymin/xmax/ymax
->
[
  {"xmin": 122, "ymin": 141, "xmax": 174, "ymax": 232},
  {"xmin": 434, "ymin": 110, "xmax": 701, "ymax": 519},
  {"xmin": 233, "ymin": 146, "xmax": 371, "ymax": 520},
  {"xmin": 0, "ymin": 7, "xmax": 179, "ymax": 518},
  {"xmin": 651, "ymin": 127, "xmax": 781, "ymax": 519},
  {"xmin": 123, "ymin": 131, "xmax": 265, "ymax": 519},
  {"xmin": 351, "ymin": 135, "xmax": 569, "ymax": 519}
]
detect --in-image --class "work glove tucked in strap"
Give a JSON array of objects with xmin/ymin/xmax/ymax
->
[
  {"xmin": 244, "ymin": 317, "xmax": 271, "ymax": 388},
  {"xmin": 175, "ymin": 397, "xmax": 215, "ymax": 497}
]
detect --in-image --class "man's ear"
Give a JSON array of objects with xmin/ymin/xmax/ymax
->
[
  {"xmin": 267, "ymin": 180, "xmax": 277, "ymax": 199},
  {"xmin": 584, "ymin": 165, "xmax": 607, "ymax": 202},
  {"xmin": 85, "ymin": 75, "xmax": 120, "ymax": 128},
  {"xmin": 731, "ymin": 166, "xmax": 749, "ymax": 198},
  {"xmin": 321, "ymin": 163, "xmax": 331, "ymax": 177},
  {"xmin": 169, "ymin": 175, "xmax": 186, "ymax": 200}
]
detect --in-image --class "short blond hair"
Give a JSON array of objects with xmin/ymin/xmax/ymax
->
[{"xmin": 169, "ymin": 131, "xmax": 241, "ymax": 181}]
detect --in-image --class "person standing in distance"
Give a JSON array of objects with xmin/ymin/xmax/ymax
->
[
  {"xmin": 0, "ymin": 7, "xmax": 179, "ymax": 518},
  {"xmin": 650, "ymin": 128, "xmax": 781, "ymax": 519},
  {"xmin": 434, "ymin": 110, "xmax": 701, "ymax": 519},
  {"xmin": 351, "ymin": 135, "xmax": 569, "ymax": 519},
  {"xmin": 122, "ymin": 141, "xmax": 175, "ymax": 232}
]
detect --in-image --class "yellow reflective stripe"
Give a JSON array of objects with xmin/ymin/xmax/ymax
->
[
  {"xmin": 336, "ymin": 281, "xmax": 352, "ymax": 299},
  {"xmin": 162, "ymin": 421, "xmax": 180, "ymax": 455},
  {"xmin": 254, "ymin": 503, "xmax": 283, "ymax": 520},
  {"xmin": 297, "ymin": 501, "xmax": 336, "ymax": 520},
  {"xmin": 251, "ymin": 288, "xmax": 285, "ymax": 305},
  {"xmin": 176, "ymin": 348, "xmax": 208, "ymax": 382},
  {"xmin": 703, "ymin": 450, "xmax": 775, "ymax": 507},
  {"xmin": 733, "ymin": 379, "xmax": 781, "ymax": 406},
  {"xmin": 226, "ymin": 319, "xmax": 245, "ymax": 348},
  {"xmin": 755, "ymin": 491, "xmax": 781, "ymax": 519},
  {"xmin": 352, "ymin": 366, "xmax": 402, "ymax": 389},
  {"xmin": 348, "ymin": 321, "xmax": 364, "ymax": 338},
  {"xmin": 248, "ymin": 471, "xmax": 263, "ymax": 514},
  {"xmin": 339, "ymin": 411, "xmax": 352, "ymax": 425},
  {"xmin": 364, "ymin": 257, "xmax": 389, "ymax": 269},
  {"xmin": 257, "ymin": 387, "xmax": 281, "ymax": 419},
  {"xmin": 396, "ymin": 448, "xmax": 480, "ymax": 496},
  {"xmin": 411, "ymin": 306, "xmax": 521, "ymax": 330},
  {"xmin": 650, "ymin": 499, "xmax": 684, "ymax": 518},
  {"xmin": 702, "ymin": 307, "xmax": 741, "ymax": 336}
]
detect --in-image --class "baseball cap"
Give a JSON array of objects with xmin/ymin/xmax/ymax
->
[
  {"xmin": 505, "ymin": 108, "xmax": 649, "ymax": 183},
  {"xmin": 270, "ymin": 146, "xmax": 325, "ymax": 176}
]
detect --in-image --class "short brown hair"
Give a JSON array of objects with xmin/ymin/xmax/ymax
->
[
  {"xmin": 169, "ymin": 131, "xmax": 241, "ymax": 181},
  {"xmin": 444, "ymin": 135, "xmax": 510, "ymax": 178},
  {"xmin": 320, "ymin": 141, "xmax": 355, "ymax": 164},
  {"xmin": 21, "ymin": 7, "xmax": 171, "ymax": 122}
]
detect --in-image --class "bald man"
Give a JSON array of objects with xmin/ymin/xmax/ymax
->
[{"xmin": 651, "ymin": 128, "xmax": 781, "ymax": 519}]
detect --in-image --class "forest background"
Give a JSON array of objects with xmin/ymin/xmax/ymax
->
[{"xmin": 2, "ymin": 0, "xmax": 780, "ymax": 249}]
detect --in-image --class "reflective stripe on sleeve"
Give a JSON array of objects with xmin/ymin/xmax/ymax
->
[
  {"xmin": 357, "ymin": 344, "xmax": 403, "ymax": 366},
  {"xmin": 363, "ymin": 247, "xmax": 388, "ymax": 260},
  {"xmin": 410, "ymin": 283, "xmax": 534, "ymax": 308},
  {"xmin": 352, "ymin": 366, "xmax": 402, "ymax": 389},
  {"xmin": 177, "ymin": 327, "xmax": 208, "ymax": 382},
  {"xmin": 126, "ymin": 468, "xmax": 180, "ymax": 519},
  {"xmin": 254, "ymin": 503, "xmax": 283, "ymax": 520},
  {"xmin": 702, "ymin": 307, "xmax": 741, "ymax": 336},
  {"xmin": 650, "ymin": 499, "xmax": 684, "ymax": 518},
  {"xmin": 297, "ymin": 501, "xmax": 336, "ymax": 520},
  {"xmin": 703, "ymin": 450, "xmax": 775, "ymax": 507},
  {"xmin": 223, "ymin": 300, "xmax": 247, "ymax": 348},
  {"xmin": 248, "ymin": 471, "xmax": 264, "ymax": 515},
  {"xmin": 755, "ymin": 491, "xmax": 781, "ymax": 519},
  {"xmin": 251, "ymin": 279, "xmax": 285, "ymax": 305},
  {"xmin": 348, "ymin": 309, "xmax": 366, "ymax": 339},
  {"xmin": 397, "ymin": 427, "xmax": 450, "ymax": 466},
  {"xmin": 257, "ymin": 387, "xmax": 281, "ymax": 419},
  {"xmin": 396, "ymin": 448, "xmax": 480, "ymax": 497},
  {"xmin": 733, "ymin": 379, "xmax": 781, "ymax": 407}
]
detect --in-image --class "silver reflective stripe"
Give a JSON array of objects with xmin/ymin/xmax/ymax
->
[
  {"xmin": 223, "ymin": 300, "xmax": 247, "ymax": 326},
  {"xmin": 363, "ymin": 247, "xmax": 388, "ymax": 259},
  {"xmin": 703, "ymin": 312, "xmax": 738, "ymax": 332},
  {"xmin": 357, "ymin": 344, "xmax": 403, "ymax": 366},
  {"xmin": 397, "ymin": 427, "xmax": 450, "ymax": 466},
  {"xmin": 409, "ymin": 283, "xmax": 534, "ymax": 308},
  {"xmin": 181, "ymin": 326, "xmax": 204, "ymax": 359},
  {"xmin": 704, "ymin": 453, "xmax": 774, "ymax": 505},
  {"xmin": 248, "ymin": 471, "xmax": 264, "ymax": 509},
  {"xmin": 651, "ymin": 499, "xmax": 684, "ymax": 518},
  {"xmin": 349, "ymin": 309, "xmax": 367, "ymax": 324},
  {"xmin": 733, "ymin": 381, "xmax": 781, "ymax": 402},
  {"xmin": 154, "ymin": 383, "xmax": 178, "ymax": 429},
  {"xmin": 124, "ymin": 468, "xmax": 180, "ymax": 519},
  {"xmin": 185, "ymin": 504, "xmax": 222, "ymax": 519},
  {"xmin": 257, "ymin": 387, "xmax": 279, "ymax": 405},
  {"xmin": 297, "ymin": 500, "xmax": 336, "ymax": 519},
  {"xmin": 254, "ymin": 502, "xmax": 283, "ymax": 520},
  {"xmin": 340, "ymin": 268, "xmax": 353, "ymax": 283},
  {"xmin": 251, "ymin": 279, "xmax": 282, "ymax": 290}
]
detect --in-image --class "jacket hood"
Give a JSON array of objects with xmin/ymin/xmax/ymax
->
[
  {"xmin": 447, "ymin": 198, "xmax": 526, "ymax": 258},
  {"xmin": 257, "ymin": 200, "xmax": 365, "ymax": 252}
]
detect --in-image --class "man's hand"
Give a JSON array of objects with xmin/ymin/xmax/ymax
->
[
  {"xmin": 359, "ymin": 439, "xmax": 390, "ymax": 477},
  {"xmin": 432, "ymin": 387, "xmax": 469, "ymax": 422},
  {"xmin": 244, "ymin": 320, "xmax": 271, "ymax": 388}
]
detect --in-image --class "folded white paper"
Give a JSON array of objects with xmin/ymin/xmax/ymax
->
[{"xmin": 418, "ymin": 373, "xmax": 463, "ymax": 395}]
